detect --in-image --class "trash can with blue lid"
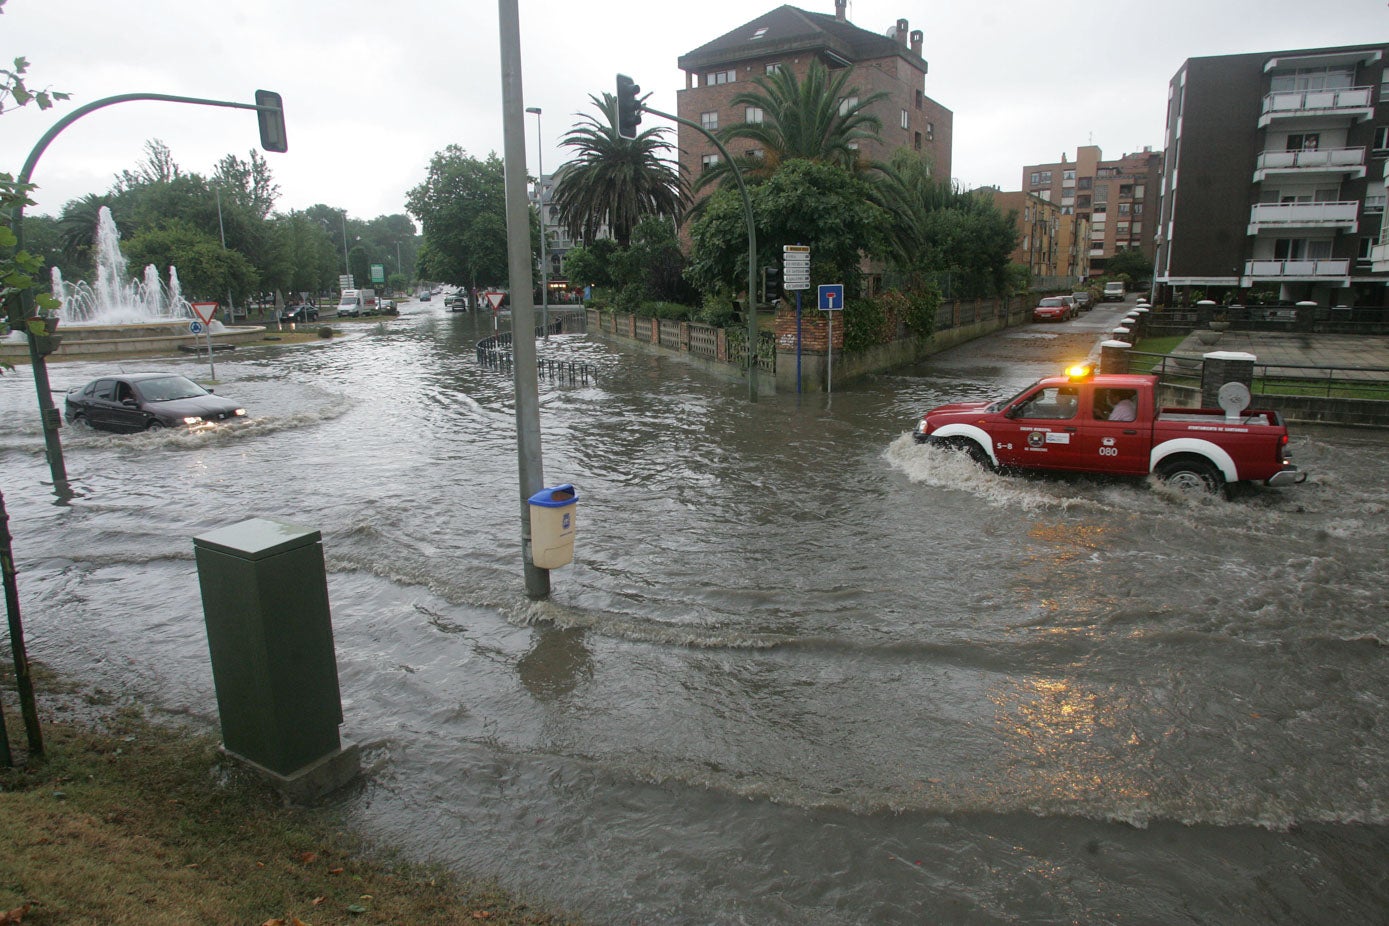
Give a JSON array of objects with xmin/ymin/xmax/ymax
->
[{"xmin": 528, "ymin": 484, "xmax": 578, "ymax": 569}]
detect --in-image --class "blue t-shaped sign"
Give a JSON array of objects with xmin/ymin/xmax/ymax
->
[{"xmin": 818, "ymin": 284, "xmax": 844, "ymax": 311}]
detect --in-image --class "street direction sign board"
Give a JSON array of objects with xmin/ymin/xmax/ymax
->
[
  {"xmin": 190, "ymin": 302, "xmax": 218, "ymax": 324},
  {"xmin": 783, "ymin": 244, "xmax": 811, "ymax": 291},
  {"xmin": 818, "ymin": 284, "xmax": 844, "ymax": 311}
]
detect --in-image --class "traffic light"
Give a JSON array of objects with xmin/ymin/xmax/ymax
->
[
  {"xmin": 255, "ymin": 89, "xmax": 288, "ymax": 153},
  {"xmin": 616, "ymin": 74, "xmax": 641, "ymax": 139},
  {"xmin": 761, "ymin": 266, "xmax": 781, "ymax": 305}
]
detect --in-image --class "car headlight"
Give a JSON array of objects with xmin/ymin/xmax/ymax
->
[
  {"xmin": 233, "ymin": 408, "xmax": 247, "ymax": 417},
  {"xmin": 181, "ymin": 416, "xmax": 204, "ymax": 426},
  {"xmin": 915, "ymin": 419, "xmax": 929, "ymax": 434}
]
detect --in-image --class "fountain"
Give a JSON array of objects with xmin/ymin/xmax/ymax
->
[{"xmin": 1, "ymin": 206, "xmax": 263, "ymax": 359}]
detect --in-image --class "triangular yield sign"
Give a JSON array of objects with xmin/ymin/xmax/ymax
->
[
  {"xmin": 190, "ymin": 302, "xmax": 218, "ymax": 324},
  {"xmin": 484, "ymin": 291, "xmax": 506, "ymax": 311}
]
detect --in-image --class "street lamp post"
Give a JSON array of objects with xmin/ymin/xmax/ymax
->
[
  {"xmin": 525, "ymin": 106, "xmax": 548, "ymax": 338},
  {"xmin": 340, "ymin": 210, "xmax": 350, "ymax": 276}
]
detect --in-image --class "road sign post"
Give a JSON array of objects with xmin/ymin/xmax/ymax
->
[
  {"xmin": 191, "ymin": 302, "xmax": 219, "ymax": 380},
  {"xmin": 818, "ymin": 284, "xmax": 844, "ymax": 395},
  {"xmin": 784, "ymin": 246, "xmax": 810, "ymax": 393}
]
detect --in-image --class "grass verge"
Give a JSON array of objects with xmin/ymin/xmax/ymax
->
[{"xmin": 0, "ymin": 688, "xmax": 584, "ymax": 926}]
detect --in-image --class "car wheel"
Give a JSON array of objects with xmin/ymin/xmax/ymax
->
[
  {"xmin": 71, "ymin": 412, "xmax": 89, "ymax": 428},
  {"xmin": 1157, "ymin": 458, "xmax": 1223, "ymax": 496},
  {"xmin": 147, "ymin": 420, "xmax": 166, "ymax": 432}
]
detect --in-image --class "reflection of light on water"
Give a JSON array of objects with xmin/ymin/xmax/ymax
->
[{"xmin": 990, "ymin": 675, "xmax": 1153, "ymax": 815}]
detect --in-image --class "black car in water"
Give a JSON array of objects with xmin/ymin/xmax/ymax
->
[{"xmin": 64, "ymin": 373, "xmax": 248, "ymax": 433}]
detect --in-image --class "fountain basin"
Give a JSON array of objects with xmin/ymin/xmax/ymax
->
[{"xmin": 0, "ymin": 320, "xmax": 267, "ymax": 361}]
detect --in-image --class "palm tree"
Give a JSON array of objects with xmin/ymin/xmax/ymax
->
[
  {"xmin": 697, "ymin": 59, "xmax": 887, "ymax": 193},
  {"xmin": 551, "ymin": 93, "xmax": 686, "ymax": 249},
  {"xmin": 868, "ymin": 149, "xmax": 955, "ymax": 272}
]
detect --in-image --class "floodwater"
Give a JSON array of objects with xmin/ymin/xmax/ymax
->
[{"xmin": 2, "ymin": 304, "xmax": 1387, "ymax": 924}]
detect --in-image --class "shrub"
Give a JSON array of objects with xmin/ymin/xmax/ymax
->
[
  {"xmin": 695, "ymin": 293, "xmax": 737, "ymax": 328},
  {"xmin": 843, "ymin": 296, "xmax": 889, "ymax": 354},
  {"xmin": 317, "ymin": 325, "xmax": 334, "ymax": 338}
]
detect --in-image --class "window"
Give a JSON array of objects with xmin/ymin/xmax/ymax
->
[
  {"xmin": 1078, "ymin": 176, "xmax": 1093, "ymax": 190},
  {"xmin": 1118, "ymin": 203, "xmax": 1131, "ymax": 215},
  {"xmin": 751, "ymin": 27, "xmax": 768, "ymax": 39},
  {"xmin": 900, "ymin": 109, "xmax": 909, "ymax": 130},
  {"xmin": 914, "ymin": 131, "xmax": 922, "ymax": 151},
  {"xmin": 1375, "ymin": 126, "xmax": 1389, "ymax": 152},
  {"xmin": 1133, "ymin": 202, "xmax": 1143, "ymax": 215},
  {"xmin": 1287, "ymin": 132, "xmax": 1320, "ymax": 151},
  {"xmin": 1134, "ymin": 184, "xmax": 1145, "ymax": 200},
  {"xmin": 701, "ymin": 111, "xmax": 718, "ymax": 131},
  {"xmin": 1094, "ymin": 183, "xmax": 1108, "ymax": 204},
  {"xmin": 1015, "ymin": 386, "xmax": 1080, "ymax": 421},
  {"xmin": 700, "ymin": 153, "xmax": 721, "ymax": 173},
  {"xmin": 1117, "ymin": 222, "xmax": 1130, "ymax": 235},
  {"xmin": 745, "ymin": 106, "xmax": 764, "ymax": 124},
  {"xmin": 746, "ymin": 148, "xmax": 765, "ymax": 160},
  {"xmin": 1063, "ymin": 169, "xmax": 1076, "ymax": 184},
  {"xmin": 1119, "ymin": 184, "xmax": 1134, "ymax": 198},
  {"xmin": 704, "ymin": 69, "xmax": 736, "ymax": 86},
  {"xmin": 1038, "ymin": 189, "xmax": 1051, "ymax": 202},
  {"xmin": 1273, "ymin": 238, "xmax": 1334, "ymax": 259},
  {"xmin": 1093, "ymin": 203, "xmax": 1107, "ymax": 214},
  {"xmin": 838, "ymin": 95, "xmax": 858, "ymax": 116},
  {"xmin": 1359, "ymin": 237, "xmax": 1375, "ymax": 262},
  {"xmin": 1131, "ymin": 221, "xmax": 1142, "ymax": 235},
  {"xmin": 915, "ymin": 89, "xmax": 923, "ymax": 109},
  {"xmin": 1077, "ymin": 194, "xmax": 1092, "ymax": 208},
  {"xmin": 1030, "ymin": 172, "xmax": 1041, "ymax": 185},
  {"xmin": 1269, "ymin": 66, "xmax": 1354, "ymax": 93},
  {"xmin": 1366, "ymin": 193, "xmax": 1386, "ymax": 213},
  {"xmin": 1039, "ymin": 170, "xmax": 1053, "ymax": 184},
  {"xmin": 765, "ymin": 63, "xmax": 780, "ymax": 75},
  {"xmin": 926, "ymin": 121, "xmax": 934, "ymax": 140}
]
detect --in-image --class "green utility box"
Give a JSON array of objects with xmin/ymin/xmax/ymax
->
[{"xmin": 194, "ymin": 518, "xmax": 347, "ymax": 779}]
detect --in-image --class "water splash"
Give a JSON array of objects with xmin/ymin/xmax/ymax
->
[{"xmin": 50, "ymin": 206, "xmax": 194, "ymax": 326}]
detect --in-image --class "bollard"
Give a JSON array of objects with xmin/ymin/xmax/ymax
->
[
  {"xmin": 1099, "ymin": 339, "xmax": 1132, "ymax": 374},
  {"xmin": 1201, "ymin": 351, "xmax": 1256, "ymax": 409},
  {"xmin": 194, "ymin": 518, "xmax": 359, "ymax": 803}
]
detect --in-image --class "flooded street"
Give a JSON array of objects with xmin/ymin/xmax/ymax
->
[{"xmin": 2, "ymin": 304, "xmax": 1388, "ymax": 924}]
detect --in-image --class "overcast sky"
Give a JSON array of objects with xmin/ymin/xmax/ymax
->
[{"xmin": 2, "ymin": 0, "xmax": 1384, "ymax": 223}]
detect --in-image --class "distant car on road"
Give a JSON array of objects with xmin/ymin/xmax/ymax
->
[
  {"xmin": 1033, "ymin": 296, "xmax": 1073, "ymax": 323},
  {"xmin": 445, "ymin": 293, "xmax": 469, "ymax": 311},
  {"xmin": 1102, "ymin": 281, "xmax": 1127, "ymax": 302},
  {"xmin": 282, "ymin": 303, "xmax": 318, "ymax": 323},
  {"xmin": 1071, "ymin": 291, "xmax": 1093, "ymax": 312},
  {"xmin": 64, "ymin": 373, "xmax": 248, "ymax": 433}
]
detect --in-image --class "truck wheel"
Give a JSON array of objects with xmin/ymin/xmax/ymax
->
[
  {"xmin": 940, "ymin": 437, "xmax": 992, "ymax": 469},
  {"xmin": 1157, "ymin": 458, "xmax": 1222, "ymax": 495}
]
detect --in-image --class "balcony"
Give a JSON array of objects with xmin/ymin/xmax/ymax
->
[
  {"xmin": 1373, "ymin": 242, "xmax": 1389, "ymax": 274},
  {"xmin": 1243, "ymin": 258, "xmax": 1351, "ymax": 283},
  {"xmin": 1253, "ymin": 146, "xmax": 1366, "ymax": 182},
  {"xmin": 1258, "ymin": 86, "xmax": 1374, "ymax": 128},
  {"xmin": 1247, "ymin": 201, "xmax": 1359, "ymax": 235}
]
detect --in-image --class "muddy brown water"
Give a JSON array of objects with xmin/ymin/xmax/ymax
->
[{"xmin": 1, "ymin": 305, "xmax": 1386, "ymax": 924}]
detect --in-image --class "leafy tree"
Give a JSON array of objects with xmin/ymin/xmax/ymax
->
[
  {"xmin": 1105, "ymin": 246, "xmax": 1152, "ymax": 283},
  {"xmin": 914, "ymin": 193, "xmax": 1017, "ymax": 299},
  {"xmin": 113, "ymin": 140, "xmax": 184, "ymax": 194},
  {"xmin": 869, "ymin": 149, "xmax": 956, "ymax": 278},
  {"xmin": 698, "ymin": 59, "xmax": 887, "ymax": 193},
  {"xmin": 212, "ymin": 150, "xmax": 280, "ymax": 220},
  {"xmin": 562, "ymin": 239, "xmax": 619, "ymax": 289},
  {"xmin": 120, "ymin": 220, "xmax": 257, "ymax": 304},
  {"xmin": 406, "ymin": 146, "xmax": 510, "ymax": 291},
  {"xmin": 551, "ymin": 92, "xmax": 686, "ymax": 248},
  {"xmin": 263, "ymin": 211, "xmax": 339, "ymax": 296},
  {"xmin": 685, "ymin": 159, "xmax": 885, "ymax": 297}
]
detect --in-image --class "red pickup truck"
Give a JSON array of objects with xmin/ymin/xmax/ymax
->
[{"xmin": 913, "ymin": 366, "xmax": 1306, "ymax": 494}]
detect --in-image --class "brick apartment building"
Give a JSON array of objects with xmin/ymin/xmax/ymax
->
[
  {"xmin": 675, "ymin": 1, "xmax": 952, "ymax": 200},
  {"xmin": 1156, "ymin": 44, "xmax": 1389, "ymax": 307},
  {"xmin": 979, "ymin": 189, "xmax": 1067, "ymax": 283},
  {"xmin": 1021, "ymin": 146, "xmax": 1162, "ymax": 277}
]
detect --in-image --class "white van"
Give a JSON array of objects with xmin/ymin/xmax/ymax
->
[
  {"xmin": 1103, "ymin": 281, "xmax": 1126, "ymax": 302},
  {"xmin": 337, "ymin": 289, "xmax": 362, "ymax": 317}
]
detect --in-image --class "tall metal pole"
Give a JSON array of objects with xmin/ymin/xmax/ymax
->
[
  {"xmin": 499, "ymin": 0, "xmax": 549, "ymax": 599},
  {"xmin": 526, "ymin": 106, "xmax": 549, "ymax": 339},
  {"xmin": 340, "ymin": 210, "xmax": 350, "ymax": 275},
  {"xmin": 0, "ymin": 490, "xmax": 43, "ymax": 759}
]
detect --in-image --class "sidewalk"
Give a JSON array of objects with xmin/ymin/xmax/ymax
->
[{"xmin": 1170, "ymin": 330, "xmax": 1389, "ymax": 371}]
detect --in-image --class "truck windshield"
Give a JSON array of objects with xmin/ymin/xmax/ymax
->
[{"xmin": 987, "ymin": 380, "xmax": 1041, "ymax": 413}]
